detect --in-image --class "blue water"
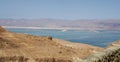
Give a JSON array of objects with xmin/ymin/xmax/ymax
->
[{"xmin": 6, "ymin": 28, "xmax": 120, "ymax": 47}]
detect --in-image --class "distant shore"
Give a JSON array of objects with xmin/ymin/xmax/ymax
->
[{"xmin": 2, "ymin": 26, "xmax": 105, "ymax": 31}]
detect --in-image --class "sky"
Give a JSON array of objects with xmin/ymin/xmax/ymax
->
[{"xmin": 0, "ymin": 0, "xmax": 120, "ymax": 20}]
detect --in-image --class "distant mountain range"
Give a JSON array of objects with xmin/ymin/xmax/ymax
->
[{"xmin": 0, "ymin": 19, "xmax": 120, "ymax": 30}]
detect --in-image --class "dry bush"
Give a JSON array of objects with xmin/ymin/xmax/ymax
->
[
  {"xmin": 35, "ymin": 57, "xmax": 72, "ymax": 62},
  {"xmin": 0, "ymin": 56, "xmax": 29, "ymax": 62}
]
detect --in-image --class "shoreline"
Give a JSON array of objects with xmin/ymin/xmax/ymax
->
[
  {"xmin": 2, "ymin": 26, "xmax": 82, "ymax": 30},
  {"xmin": 2, "ymin": 26, "xmax": 118, "ymax": 31},
  {"xmin": 2, "ymin": 26, "xmax": 104, "ymax": 31}
]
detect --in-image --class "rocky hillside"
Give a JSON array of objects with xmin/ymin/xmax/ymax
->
[
  {"xmin": 79, "ymin": 44, "xmax": 120, "ymax": 62},
  {"xmin": 78, "ymin": 39, "xmax": 120, "ymax": 62},
  {"xmin": 0, "ymin": 26, "xmax": 103, "ymax": 62}
]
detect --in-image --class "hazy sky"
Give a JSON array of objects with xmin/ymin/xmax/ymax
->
[{"xmin": 0, "ymin": 0, "xmax": 120, "ymax": 20}]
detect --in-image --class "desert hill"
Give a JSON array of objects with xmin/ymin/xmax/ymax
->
[{"xmin": 0, "ymin": 26, "xmax": 103, "ymax": 62}]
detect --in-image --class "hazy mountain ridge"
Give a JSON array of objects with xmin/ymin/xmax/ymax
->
[{"xmin": 0, "ymin": 19, "xmax": 120, "ymax": 30}]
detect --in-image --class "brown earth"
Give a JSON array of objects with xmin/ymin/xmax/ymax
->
[
  {"xmin": 0, "ymin": 26, "xmax": 104, "ymax": 62},
  {"xmin": 0, "ymin": 26, "xmax": 7, "ymax": 33}
]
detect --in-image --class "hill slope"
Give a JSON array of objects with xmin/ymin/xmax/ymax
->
[{"xmin": 0, "ymin": 26, "xmax": 103, "ymax": 62}]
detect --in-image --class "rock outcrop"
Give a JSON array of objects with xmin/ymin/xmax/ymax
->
[
  {"xmin": 77, "ymin": 40, "xmax": 120, "ymax": 62},
  {"xmin": 0, "ymin": 26, "xmax": 103, "ymax": 62}
]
